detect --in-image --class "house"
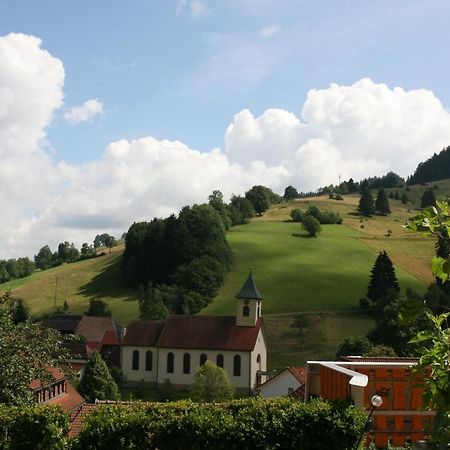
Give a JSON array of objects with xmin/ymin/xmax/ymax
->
[
  {"xmin": 63, "ymin": 341, "xmax": 94, "ymax": 379},
  {"xmin": 305, "ymin": 357, "xmax": 433, "ymax": 448},
  {"xmin": 44, "ymin": 314, "xmax": 123, "ymax": 368},
  {"xmin": 31, "ymin": 367, "xmax": 85, "ymax": 414},
  {"xmin": 256, "ymin": 366, "xmax": 306, "ymax": 398},
  {"xmin": 121, "ymin": 271, "xmax": 267, "ymax": 393}
]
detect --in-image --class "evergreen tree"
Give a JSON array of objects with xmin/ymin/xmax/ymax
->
[
  {"xmin": 138, "ymin": 283, "xmax": 169, "ymax": 320},
  {"xmin": 394, "ymin": 190, "xmax": 400, "ymax": 200},
  {"xmin": 421, "ymin": 189, "xmax": 436, "ymax": 208},
  {"xmin": 358, "ymin": 189, "xmax": 375, "ymax": 216},
  {"xmin": 367, "ymin": 251, "xmax": 400, "ymax": 301},
  {"xmin": 85, "ymin": 298, "xmax": 111, "ymax": 317},
  {"xmin": 401, "ymin": 192, "xmax": 409, "ymax": 204},
  {"xmin": 78, "ymin": 351, "xmax": 120, "ymax": 402},
  {"xmin": 375, "ymin": 189, "xmax": 391, "ymax": 215}
]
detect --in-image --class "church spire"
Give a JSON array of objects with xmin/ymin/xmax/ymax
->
[{"xmin": 236, "ymin": 268, "xmax": 263, "ymax": 300}]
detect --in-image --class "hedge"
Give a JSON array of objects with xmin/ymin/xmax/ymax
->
[
  {"xmin": 0, "ymin": 405, "xmax": 69, "ymax": 450},
  {"xmin": 72, "ymin": 398, "xmax": 365, "ymax": 450}
]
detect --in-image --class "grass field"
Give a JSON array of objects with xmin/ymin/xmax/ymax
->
[
  {"xmin": 203, "ymin": 221, "xmax": 426, "ymax": 316},
  {"xmin": 1, "ymin": 246, "xmax": 139, "ymax": 325}
]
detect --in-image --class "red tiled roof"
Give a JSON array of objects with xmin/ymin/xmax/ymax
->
[
  {"xmin": 70, "ymin": 362, "xmax": 86, "ymax": 373},
  {"xmin": 29, "ymin": 367, "xmax": 66, "ymax": 390},
  {"xmin": 75, "ymin": 316, "xmax": 120, "ymax": 346},
  {"xmin": 290, "ymin": 384, "xmax": 305, "ymax": 400},
  {"xmin": 123, "ymin": 320, "xmax": 165, "ymax": 346},
  {"xmin": 70, "ymin": 403, "xmax": 97, "ymax": 437},
  {"xmin": 64, "ymin": 342, "xmax": 93, "ymax": 360},
  {"xmin": 287, "ymin": 367, "xmax": 306, "ymax": 384},
  {"xmin": 46, "ymin": 381, "xmax": 85, "ymax": 413},
  {"xmin": 341, "ymin": 356, "xmax": 419, "ymax": 363},
  {"xmin": 157, "ymin": 315, "xmax": 262, "ymax": 351}
]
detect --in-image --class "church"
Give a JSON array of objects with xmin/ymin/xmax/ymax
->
[{"xmin": 121, "ymin": 271, "xmax": 267, "ymax": 393}]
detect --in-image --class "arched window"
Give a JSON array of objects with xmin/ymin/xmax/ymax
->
[
  {"xmin": 167, "ymin": 352, "xmax": 174, "ymax": 373},
  {"xmin": 216, "ymin": 354, "xmax": 224, "ymax": 368},
  {"xmin": 233, "ymin": 355, "xmax": 241, "ymax": 376},
  {"xmin": 132, "ymin": 350, "xmax": 139, "ymax": 370},
  {"xmin": 183, "ymin": 353, "xmax": 191, "ymax": 374},
  {"xmin": 145, "ymin": 351, "xmax": 153, "ymax": 371},
  {"xmin": 243, "ymin": 305, "xmax": 250, "ymax": 317},
  {"xmin": 200, "ymin": 353, "xmax": 207, "ymax": 366}
]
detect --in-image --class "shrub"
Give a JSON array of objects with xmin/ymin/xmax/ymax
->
[
  {"xmin": 302, "ymin": 216, "xmax": 321, "ymax": 237},
  {"xmin": 72, "ymin": 398, "xmax": 365, "ymax": 450},
  {"xmin": 290, "ymin": 208, "xmax": 303, "ymax": 222}
]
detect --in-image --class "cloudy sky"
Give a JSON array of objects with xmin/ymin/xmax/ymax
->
[{"xmin": 1, "ymin": 0, "xmax": 450, "ymax": 258}]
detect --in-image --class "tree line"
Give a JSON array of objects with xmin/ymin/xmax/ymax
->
[{"xmin": 408, "ymin": 145, "xmax": 450, "ymax": 185}]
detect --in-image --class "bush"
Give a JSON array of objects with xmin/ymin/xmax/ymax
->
[
  {"xmin": 72, "ymin": 398, "xmax": 365, "ymax": 450},
  {"xmin": 0, "ymin": 405, "xmax": 69, "ymax": 449},
  {"xmin": 359, "ymin": 297, "xmax": 370, "ymax": 311},
  {"xmin": 290, "ymin": 208, "xmax": 303, "ymax": 222},
  {"xmin": 302, "ymin": 215, "xmax": 321, "ymax": 237}
]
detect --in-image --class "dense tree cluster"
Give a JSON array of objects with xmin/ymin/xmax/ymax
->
[
  {"xmin": 0, "ymin": 257, "xmax": 35, "ymax": 284},
  {"xmin": 408, "ymin": 145, "xmax": 450, "ymax": 185},
  {"xmin": 121, "ymin": 204, "xmax": 231, "ymax": 314},
  {"xmin": 290, "ymin": 205, "xmax": 342, "ymax": 225},
  {"xmin": 245, "ymin": 185, "xmax": 281, "ymax": 215}
]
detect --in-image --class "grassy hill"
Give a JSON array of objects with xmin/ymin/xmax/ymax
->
[
  {"xmin": 1, "ymin": 180, "xmax": 443, "ymax": 369},
  {"xmin": 0, "ymin": 246, "xmax": 139, "ymax": 325}
]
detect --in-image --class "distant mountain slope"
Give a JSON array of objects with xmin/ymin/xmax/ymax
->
[{"xmin": 409, "ymin": 145, "xmax": 450, "ymax": 184}]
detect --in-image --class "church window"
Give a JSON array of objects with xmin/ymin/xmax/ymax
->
[
  {"xmin": 216, "ymin": 354, "xmax": 224, "ymax": 368},
  {"xmin": 243, "ymin": 305, "xmax": 250, "ymax": 317},
  {"xmin": 200, "ymin": 353, "xmax": 207, "ymax": 366},
  {"xmin": 233, "ymin": 355, "xmax": 241, "ymax": 376},
  {"xmin": 145, "ymin": 351, "xmax": 153, "ymax": 371},
  {"xmin": 132, "ymin": 350, "xmax": 139, "ymax": 370},
  {"xmin": 183, "ymin": 353, "xmax": 191, "ymax": 374},
  {"xmin": 167, "ymin": 352, "xmax": 174, "ymax": 373}
]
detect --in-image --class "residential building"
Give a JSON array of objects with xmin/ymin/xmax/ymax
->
[{"xmin": 257, "ymin": 366, "xmax": 305, "ymax": 398}]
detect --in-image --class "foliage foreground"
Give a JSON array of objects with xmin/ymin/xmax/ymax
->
[{"xmin": 0, "ymin": 398, "xmax": 365, "ymax": 450}]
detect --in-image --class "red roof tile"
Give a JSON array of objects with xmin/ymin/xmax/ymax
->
[
  {"xmin": 287, "ymin": 367, "xmax": 306, "ymax": 384},
  {"xmin": 75, "ymin": 316, "xmax": 121, "ymax": 346},
  {"xmin": 157, "ymin": 315, "xmax": 262, "ymax": 351},
  {"xmin": 341, "ymin": 356, "xmax": 419, "ymax": 363},
  {"xmin": 46, "ymin": 381, "xmax": 85, "ymax": 413},
  {"xmin": 70, "ymin": 403, "xmax": 97, "ymax": 437},
  {"xmin": 30, "ymin": 367, "xmax": 66, "ymax": 390},
  {"xmin": 70, "ymin": 362, "xmax": 86, "ymax": 373},
  {"xmin": 290, "ymin": 384, "xmax": 305, "ymax": 400},
  {"xmin": 123, "ymin": 320, "xmax": 165, "ymax": 346}
]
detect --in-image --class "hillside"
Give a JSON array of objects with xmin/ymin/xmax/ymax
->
[{"xmin": 1, "ymin": 180, "xmax": 444, "ymax": 368}]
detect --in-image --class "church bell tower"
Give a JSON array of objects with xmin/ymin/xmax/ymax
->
[{"xmin": 236, "ymin": 269, "xmax": 262, "ymax": 327}]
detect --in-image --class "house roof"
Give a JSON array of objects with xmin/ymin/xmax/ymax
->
[
  {"xmin": 30, "ymin": 366, "xmax": 66, "ymax": 390},
  {"xmin": 340, "ymin": 356, "xmax": 420, "ymax": 363},
  {"xmin": 287, "ymin": 367, "xmax": 306, "ymax": 384},
  {"xmin": 63, "ymin": 342, "xmax": 94, "ymax": 360},
  {"xmin": 256, "ymin": 366, "xmax": 306, "ymax": 391},
  {"xmin": 290, "ymin": 384, "xmax": 305, "ymax": 400},
  {"xmin": 124, "ymin": 316, "xmax": 263, "ymax": 351},
  {"xmin": 43, "ymin": 314, "xmax": 83, "ymax": 333},
  {"xmin": 75, "ymin": 316, "xmax": 121, "ymax": 346},
  {"xmin": 70, "ymin": 404, "xmax": 97, "ymax": 437},
  {"xmin": 123, "ymin": 320, "xmax": 165, "ymax": 346},
  {"xmin": 236, "ymin": 270, "xmax": 263, "ymax": 300},
  {"xmin": 46, "ymin": 381, "xmax": 85, "ymax": 413}
]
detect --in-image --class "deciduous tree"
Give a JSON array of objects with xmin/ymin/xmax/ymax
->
[{"xmin": 302, "ymin": 215, "xmax": 321, "ymax": 237}]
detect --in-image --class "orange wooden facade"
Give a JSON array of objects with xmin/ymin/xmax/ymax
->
[{"xmin": 319, "ymin": 365, "xmax": 433, "ymax": 448}]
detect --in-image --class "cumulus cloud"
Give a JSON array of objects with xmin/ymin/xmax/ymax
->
[
  {"xmin": 2, "ymin": 32, "xmax": 450, "ymax": 259},
  {"xmin": 64, "ymin": 98, "xmax": 103, "ymax": 124},
  {"xmin": 225, "ymin": 78, "xmax": 450, "ymax": 190}
]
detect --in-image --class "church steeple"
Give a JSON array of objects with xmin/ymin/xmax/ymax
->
[{"xmin": 236, "ymin": 269, "xmax": 262, "ymax": 327}]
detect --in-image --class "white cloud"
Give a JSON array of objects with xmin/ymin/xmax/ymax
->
[
  {"xmin": 259, "ymin": 24, "xmax": 280, "ymax": 39},
  {"xmin": 176, "ymin": 0, "xmax": 207, "ymax": 18},
  {"xmin": 64, "ymin": 98, "xmax": 103, "ymax": 124},
  {"xmin": 2, "ymin": 33, "xmax": 450, "ymax": 259}
]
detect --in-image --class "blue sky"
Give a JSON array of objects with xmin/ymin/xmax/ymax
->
[
  {"xmin": 2, "ymin": 0, "xmax": 450, "ymax": 163},
  {"xmin": 2, "ymin": 0, "xmax": 450, "ymax": 257}
]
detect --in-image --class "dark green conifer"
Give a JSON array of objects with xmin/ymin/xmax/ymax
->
[
  {"xmin": 358, "ymin": 188, "xmax": 375, "ymax": 216},
  {"xmin": 421, "ymin": 190, "xmax": 436, "ymax": 208},
  {"xmin": 375, "ymin": 189, "xmax": 391, "ymax": 215},
  {"xmin": 367, "ymin": 251, "xmax": 400, "ymax": 301}
]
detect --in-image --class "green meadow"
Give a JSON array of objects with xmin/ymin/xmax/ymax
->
[{"xmin": 203, "ymin": 221, "xmax": 426, "ymax": 316}]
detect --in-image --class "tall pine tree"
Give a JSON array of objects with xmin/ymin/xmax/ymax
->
[
  {"xmin": 367, "ymin": 251, "xmax": 400, "ymax": 301},
  {"xmin": 358, "ymin": 188, "xmax": 375, "ymax": 216},
  {"xmin": 375, "ymin": 189, "xmax": 391, "ymax": 215},
  {"xmin": 421, "ymin": 190, "xmax": 436, "ymax": 208}
]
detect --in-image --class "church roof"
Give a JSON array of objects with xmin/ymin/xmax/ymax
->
[
  {"xmin": 235, "ymin": 270, "xmax": 263, "ymax": 300},
  {"xmin": 124, "ymin": 316, "xmax": 263, "ymax": 352}
]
